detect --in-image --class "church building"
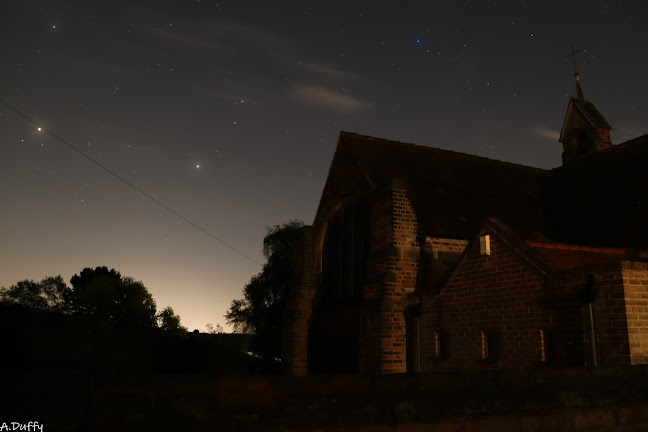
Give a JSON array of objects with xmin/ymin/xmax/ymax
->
[{"xmin": 281, "ymin": 73, "xmax": 648, "ymax": 375}]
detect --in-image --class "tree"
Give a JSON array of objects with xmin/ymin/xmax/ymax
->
[
  {"xmin": 40, "ymin": 276, "xmax": 72, "ymax": 312},
  {"xmin": 116, "ymin": 277, "xmax": 158, "ymax": 328},
  {"xmin": 158, "ymin": 306, "xmax": 187, "ymax": 333},
  {"xmin": 69, "ymin": 267, "xmax": 157, "ymax": 328},
  {"xmin": 1, "ymin": 275, "xmax": 71, "ymax": 312},
  {"xmin": 69, "ymin": 267, "xmax": 122, "ymax": 317},
  {"xmin": 225, "ymin": 220, "xmax": 303, "ymax": 370},
  {"xmin": 205, "ymin": 323, "xmax": 224, "ymax": 334}
]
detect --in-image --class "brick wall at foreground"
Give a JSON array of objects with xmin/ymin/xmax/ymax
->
[{"xmin": 4, "ymin": 366, "xmax": 648, "ymax": 431}]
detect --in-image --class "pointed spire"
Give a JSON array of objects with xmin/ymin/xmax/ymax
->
[
  {"xmin": 575, "ymin": 72, "xmax": 585, "ymax": 100},
  {"xmin": 568, "ymin": 45, "xmax": 584, "ymax": 99},
  {"xmin": 559, "ymin": 51, "xmax": 613, "ymax": 165}
]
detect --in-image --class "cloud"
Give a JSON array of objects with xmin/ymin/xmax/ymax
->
[
  {"xmin": 143, "ymin": 18, "xmax": 293, "ymax": 56},
  {"xmin": 127, "ymin": 5, "xmax": 370, "ymax": 112},
  {"xmin": 532, "ymin": 126, "xmax": 560, "ymax": 141},
  {"xmin": 297, "ymin": 61, "xmax": 363, "ymax": 82},
  {"xmin": 292, "ymin": 85, "xmax": 371, "ymax": 114},
  {"xmin": 614, "ymin": 124, "xmax": 645, "ymax": 143}
]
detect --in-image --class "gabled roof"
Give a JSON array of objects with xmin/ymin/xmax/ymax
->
[
  {"xmin": 331, "ymin": 131, "xmax": 547, "ymax": 239},
  {"xmin": 574, "ymin": 97, "xmax": 612, "ymax": 128},
  {"xmin": 313, "ymin": 129, "xmax": 648, "ymax": 249},
  {"xmin": 559, "ymin": 74, "xmax": 612, "ymax": 143},
  {"xmin": 559, "ymin": 97, "xmax": 612, "ymax": 142},
  {"xmin": 526, "ymin": 241, "xmax": 629, "ymax": 271},
  {"xmin": 444, "ymin": 219, "xmax": 628, "ymax": 292},
  {"xmin": 440, "ymin": 219, "xmax": 552, "ymax": 295},
  {"xmin": 487, "ymin": 219, "xmax": 629, "ymax": 272}
]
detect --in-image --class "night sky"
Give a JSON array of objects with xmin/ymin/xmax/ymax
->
[{"xmin": 1, "ymin": 0, "xmax": 646, "ymax": 332}]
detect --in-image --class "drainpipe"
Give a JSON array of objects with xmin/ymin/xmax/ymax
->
[
  {"xmin": 417, "ymin": 297, "xmax": 423, "ymax": 373},
  {"xmin": 417, "ymin": 314, "xmax": 421, "ymax": 373},
  {"xmin": 588, "ymin": 302, "xmax": 597, "ymax": 367},
  {"xmin": 586, "ymin": 274, "xmax": 598, "ymax": 367}
]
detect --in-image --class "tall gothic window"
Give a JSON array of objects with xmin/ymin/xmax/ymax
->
[{"xmin": 321, "ymin": 203, "xmax": 368, "ymax": 300}]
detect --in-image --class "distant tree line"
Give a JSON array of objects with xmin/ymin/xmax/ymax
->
[
  {"xmin": 0, "ymin": 267, "xmax": 250, "ymax": 374},
  {"xmin": 0, "ymin": 266, "xmax": 185, "ymax": 332}
]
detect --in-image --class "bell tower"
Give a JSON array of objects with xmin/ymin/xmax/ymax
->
[{"xmin": 559, "ymin": 47, "xmax": 613, "ymax": 165}]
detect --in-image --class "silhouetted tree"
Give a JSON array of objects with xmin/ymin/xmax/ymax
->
[
  {"xmin": 69, "ymin": 267, "xmax": 157, "ymax": 328},
  {"xmin": 225, "ymin": 220, "xmax": 303, "ymax": 371},
  {"xmin": 1, "ymin": 276, "xmax": 71, "ymax": 312},
  {"xmin": 205, "ymin": 323, "xmax": 224, "ymax": 334},
  {"xmin": 40, "ymin": 276, "xmax": 72, "ymax": 312},
  {"xmin": 116, "ymin": 277, "xmax": 158, "ymax": 328},
  {"xmin": 158, "ymin": 306, "xmax": 187, "ymax": 333}
]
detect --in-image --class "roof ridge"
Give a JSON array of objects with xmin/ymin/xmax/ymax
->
[
  {"xmin": 550, "ymin": 133, "xmax": 648, "ymax": 173},
  {"xmin": 526, "ymin": 241, "xmax": 627, "ymax": 255},
  {"xmin": 340, "ymin": 131, "xmax": 547, "ymax": 172}
]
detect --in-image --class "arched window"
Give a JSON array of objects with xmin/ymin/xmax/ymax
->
[{"xmin": 321, "ymin": 203, "xmax": 368, "ymax": 300}]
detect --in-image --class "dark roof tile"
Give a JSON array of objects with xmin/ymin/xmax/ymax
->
[
  {"xmin": 526, "ymin": 241, "xmax": 628, "ymax": 270},
  {"xmin": 339, "ymin": 131, "xmax": 547, "ymax": 239}
]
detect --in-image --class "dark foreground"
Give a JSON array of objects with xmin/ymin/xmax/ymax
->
[{"xmin": 3, "ymin": 365, "xmax": 648, "ymax": 431}]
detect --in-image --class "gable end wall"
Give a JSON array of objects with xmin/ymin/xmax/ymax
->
[
  {"xmin": 622, "ymin": 262, "xmax": 648, "ymax": 365},
  {"xmin": 419, "ymin": 228, "xmax": 551, "ymax": 370}
]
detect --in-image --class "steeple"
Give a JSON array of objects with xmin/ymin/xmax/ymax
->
[
  {"xmin": 575, "ymin": 72, "xmax": 584, "ymax": 100},
  {"xmin": 559, "ymin": 48, "xmax": 613, "ymax": 165}
]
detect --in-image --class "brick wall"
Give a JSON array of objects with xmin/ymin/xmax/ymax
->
[
  {"xmin": 424, "ymin": 237, "xmax": 470, "ymax": 255},
  {"xmin": 411, "ymin": 230, "xmax": 648, "ymax": 370},
  {"xmin": 418, "ymin": 227, "xmax": 553, "ymax": 370},
  {"xmin": 8, "ymin": 367, "xmax": 648, "ymax": 430},
  {"xmin": 593, "ymin": 267, "xmax": 631, "ymax": 365},
  {"xmin": 622, "ymin": 262, "xmax": 648, "ymax": 364},
  {"xmin": 550, "ymin": 263, "xmax": 647, "ymax": 367},
  {"xmin": 360, "ymin": 181, "xmax": 419, "ymax": 374},
  {"xmin": 417, "ymin": 237, "xmax": 469, "ymax": 296},
  {"xmin": 281, "ymin": 226, "xmax": 315, "ymax": 376},
  {"xmin": 555, "ymin": 266, "xmax": 631, "ymax": 366}
]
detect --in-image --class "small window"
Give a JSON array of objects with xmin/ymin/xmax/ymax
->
[
  {"xmin": 480, "ymin": 331, "xmax": 488, "ymax": 360},
  {"xmin": 480, "ymin": 331, "xmax": 500, "ymax": 361},
  {"xmin": 432, "ymin": 332, "xmax": 441, "ymax": 358},
  {"xmin": 539, "ymin": 329, "xmax": 546, "ymax": 362},
  {"xmin": 440, "ymin": 332, "xmax": 450, "ymax": 359}
]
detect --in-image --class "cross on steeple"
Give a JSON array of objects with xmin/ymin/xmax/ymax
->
[
  {"xmin": 568, "ymin": 44, "xmax": 581, "ymax": 74},
  {"xmin": 567, "ymin": 44, "xmax": 584, "ymax": 100}
]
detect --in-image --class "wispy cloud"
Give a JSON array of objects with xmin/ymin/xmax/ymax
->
[
  {"xmin": 297, "ymin": 61, "xmax": 363, "ymax": 82},
  {"xmin": 143, "ymin": 18, "xmax": 293, "ymax": 56},
  {"xmin": 292, "ymin": 85, "xmax": 371, "ymax": 114},
  {"xmin": 614, "ymin": 124, "xmax": 645, "ymax": 143},
  {"xmin": 532, "ymin": 126, "xmax": 560, "ymax": 141},
  {"xmin": 128, "ymin": 5, "xmax": 369, "ymax": 110}
]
